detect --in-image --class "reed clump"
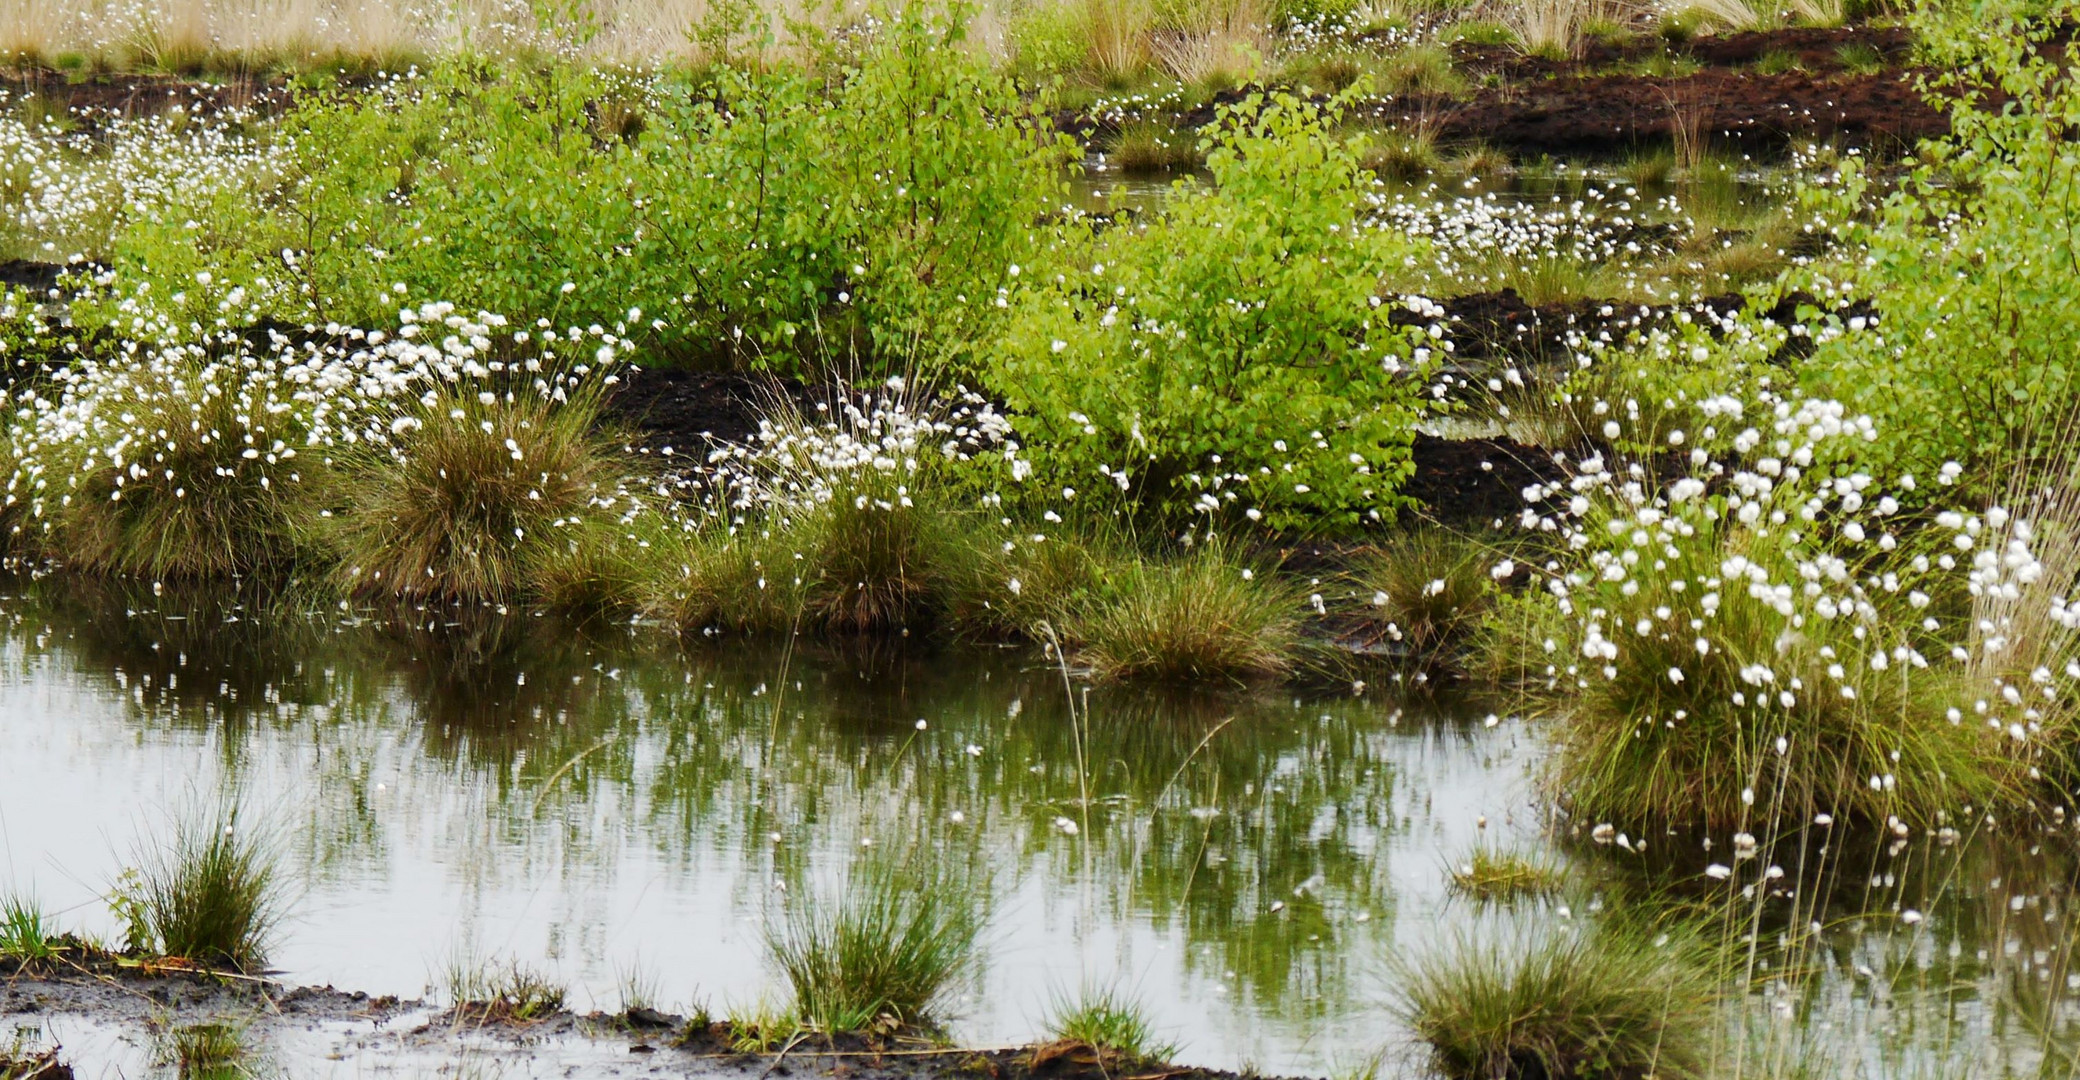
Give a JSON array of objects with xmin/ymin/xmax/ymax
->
[
  {"xmin": 765, "ymin": 851, "xmax": 983, "ymax": 1034},
  {"xmin": 1044, "ymin": 984, "xmax": 1176, "ymax": 1062},
  {"xmin": 1403, "ymin": 921, "xmax": 1715, "ymax": 1080},
  {"xmin": 119, "ymin": 805, "xmax": 283, "ymax": 972},
  {"xmin": 1063, "ymin": 547, "xmax": 1299, "ymax": 682}
]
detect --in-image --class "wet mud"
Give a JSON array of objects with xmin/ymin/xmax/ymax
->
[{"xmin": 0, "ymin": 966, "xmax": 1297, "ymax": 1080}]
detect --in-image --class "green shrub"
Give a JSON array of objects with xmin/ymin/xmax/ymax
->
[
  {"xmin": 990, "ymin": 89, "xmax": 1440, "ymax": 531},
  {"xmin": 107, "ymin": 8, "xmax": 1069, "ymax": 377},
  {"xmin": 1785, "ymin": 15, "xmax": 2080, "ymax": 487},
  {"xmin": 766, "ymin": 850, "xmax": 983, "ymax": 1032},
  {"xmin": 1402, "ymin": 921, "xmax": 1715, "ymax": 1080}
]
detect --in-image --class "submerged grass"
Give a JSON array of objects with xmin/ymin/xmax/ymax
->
[
  {"xmin": 766, "ymin": 850, "xmax": 982, "ymax": 1034},
  {"xmin": 121, "ymin": 804, "xmax": 282, "ymax": 972},
  {"xmin": 1445, "ymin": 847, "xmax": 1566, "ymax": 904}
]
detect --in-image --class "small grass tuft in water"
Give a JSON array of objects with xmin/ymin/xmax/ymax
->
[
  {"xmin": 445, "ymin": 954, "xmax": 568, "ymax": 1024},
  {"xmin": 1444, "ymin": 847, "xmax": 1566, "ymax": 904},
  {"xmin": 1044, "ymin": 983, "xmax": 1176, "ymax": 1062},
  {"xmin": 0, "ymin": 893, "xmax": 61, "ymax": 967},
  {"xmin": 1066, "ymin": 548, "xmax": 1298, "ymax": 683},
  {"xmin": 766, "ymin": 851, "xmax": 982, "ymax": 1034},
  {"xmin": 1110, "ymin": 119, "xmax": 1204, "ymax": 172},
  {"xmin": 1403, "ymin": 922, "xmax": 1713, "ymax": 1080},
  {"xmin": 121, "ymin": 805, "xmax": 282, "ymax": 972}
]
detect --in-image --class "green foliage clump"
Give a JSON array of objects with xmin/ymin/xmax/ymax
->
[
  {"xmin": 0, "ymin": 894, "xmax": 60, "ymax": 966},
  {"xmin": 104, "ymin": 5, "xmax": 1067, "ymax": 377},
  {"xmin": 1444, "ymin": 847, "xmax": 1565, "ymax": 904},
  {"xmin": 1344, "ymin": 531, "xmax": 1496, "ymax": 656},
  {"xmin": 1786, "ymin": 14, "xmax": 2080, "ymax": 488},
  {"xmin": 1402, "ymin": 921, "xmax": 1715, "ymax": 1080},
  {"xmin": 119, "ymin": 804, "xmax": 283, "ymax": 972},
  {"xmin": 1045, "ymin": 984, "xmax": 1176, "ymax": 1062},
  {"xmin": 766, "ymin": 850, "xmax": 983, "ymax": 1033},
  {"xmin": 990, "ymin": 90, "xmax": 1438, "ymax": 531}
]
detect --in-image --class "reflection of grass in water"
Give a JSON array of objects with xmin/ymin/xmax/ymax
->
[
  {"xmin": 154, "ymin": 1020, "xmax": 248, "ymax": 1078},
  {"xmin": 766, "ymin": 850, "xmax": 982, "ymax": 1034}
]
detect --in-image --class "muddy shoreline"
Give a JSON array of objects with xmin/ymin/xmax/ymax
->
[{"xmin": 0, "ymin": 967, "xmax": 1302, "ymax": 1080}]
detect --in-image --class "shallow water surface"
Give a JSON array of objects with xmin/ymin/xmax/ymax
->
[{"xmin": 0, "ymin": 579, "xmax": 1539, "ymax": 1074}]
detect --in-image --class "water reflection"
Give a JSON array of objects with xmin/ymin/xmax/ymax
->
[{"xmin": 0, "ymin": 575, "xmax": 1530, "ymax": 1071}]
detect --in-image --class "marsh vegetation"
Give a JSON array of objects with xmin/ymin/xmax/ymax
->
[{"xmin": 0, "ymin": 0, "xmax": 2076, "ymax": 1075}]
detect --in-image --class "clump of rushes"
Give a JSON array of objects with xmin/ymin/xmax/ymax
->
[
  {"xmin": 1044, "ymin": 983, "xmax": 1176, "ymax": 1062},
  {"xmin": 1362, "ymin": 129, "xmax": 1441, "ymax": 183},
  {"xmin": 120, "ymin": 805, "xmax": 282, "ymax": 972},
  {"xmin": 1065, "ymin": 548, "xmax": 1298, "ymax": 683},
  {"xmin": 1377, "ymin": 44, "xmax": 1463, "ymax": 96},
  {"xmin": 1345, "ymin": 532, "xmax": 1496, "ymax": 662},
  {"xmin": 1445, "ymin": 847, "xmax": 1566, "ymax": 904},
  {"xmin": 1110, "ymin": 119, "xmax": 1204, "ymax": 171},
  {"xmin": 445, "ymin": 954, "xmax": 568, "ymax": 1024},
  {"xmin": 643, "ymin": 523, "xmax": 811, "ymax": 634},
  {"xmin": 330, "ymin": 385, "xmax": 627, "ymax": 602},
  {"xmin": 766, "ymin": 851, "xmax": 983, "ymax": 1034},
  {"xmin": 1402, "ymin": 922, "xmax": 1713, "ymax": 1080},
  {"xmin": 0, "ymin": 893, "xmax": 60, "ymax": 967}
]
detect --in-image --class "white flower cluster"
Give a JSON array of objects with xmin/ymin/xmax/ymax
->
[
  {"xmin": 1522, "ymin": 390, "xmax": 2074, "ymax": 758},
  {"xmin": 5, "ymin": 290, "xmax": 614, "ymax": 524},
  {"xmin": 696, "ymin": 381, "xmax": 1026, "ymax": 517}
]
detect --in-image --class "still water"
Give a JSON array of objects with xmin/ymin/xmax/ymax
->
[
  {"xmin": 0, "ymin": 576, "xmax": 1536, "ymax": 1074},
  {"xmin": 5, "ymin": 575, "xmax": 2080, "ymax": 1078}
]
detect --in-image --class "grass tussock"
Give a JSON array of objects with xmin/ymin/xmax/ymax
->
[
  {"xmin": 1445, "ymin": 847, "xmax": 1566, "ymax": 904},
  {"xmin": 330, "ymin": 388, "xmax": 626, "ymax": 602},
  {"xmin": 766, "ymin": 851, "xmax": 983, "ymax": 1034},
  {"xmin": 1110, "ymin": 118, "xmax": 1205, "ymax": 171},
  {"xmin": 1403, "ymin": 922, "xmax": 1714, "ymax": 1080},
  {"xmin": 41, "ymin": 363, "xmax": 320, "ymax": 579},
  {"xmin": 0, "ymin": 893, "xmax": 60, "ymax": 967},
  {"xmin": 119, "ymin": 804, "xmax": 282, "ymax": 972},
  {"xmin": 1044, "ymin": 983, "xmax": 1176, "ymax": 1062},
  {"xmin": 446, "ymin": 954, "xmax": 568, "ymax": 1023},
  {"xmin": 1063, "ymin": 547, "xmax": 1298, "ymax": 683},
  {"xmin": 1345, "ymin": 532, "xmax": 1497, "ymax": 659}
]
